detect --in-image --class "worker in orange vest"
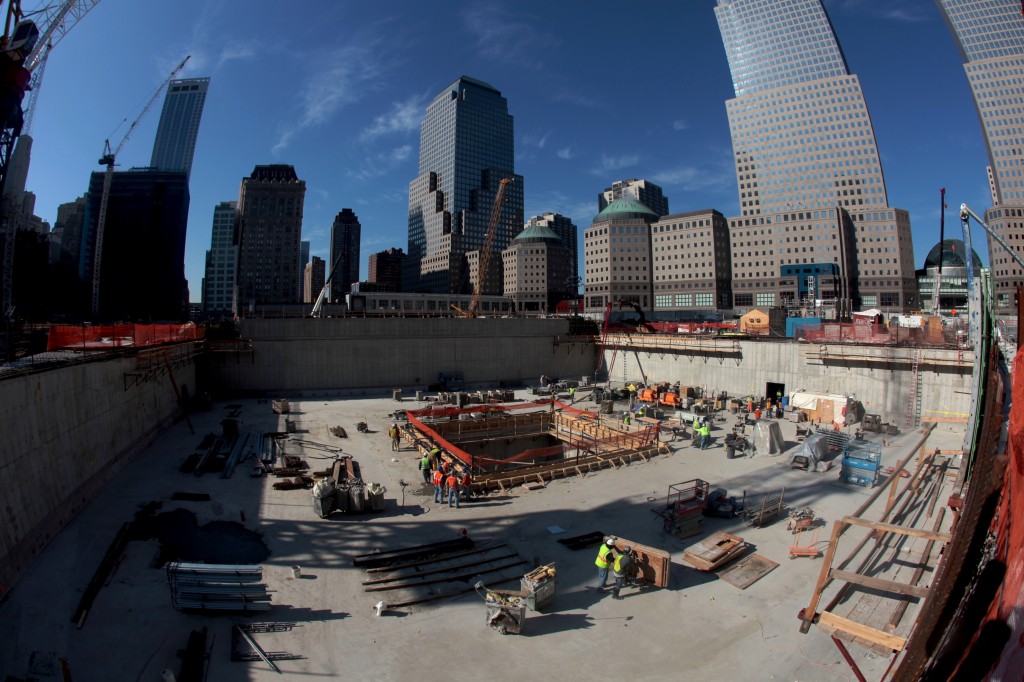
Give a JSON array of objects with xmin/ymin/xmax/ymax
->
[
  {"xmin": 432, "ymin": 467, "xmax": 445, "ymax": 503},
  {"xmin": 446, "ymin": 471, "xmax": 460, "ymax": 508},
  {"xmin": 460, "ymin": 469, "xmax": 473, "ymax": 501}
]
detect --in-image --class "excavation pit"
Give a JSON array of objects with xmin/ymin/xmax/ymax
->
[{"xmin": 405, "ymin": 400, "xmax": 667, "ymax": 493}]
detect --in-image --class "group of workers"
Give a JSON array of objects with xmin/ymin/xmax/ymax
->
[
  {"xmin": 594, "ymin": 536, "xmax": 636, "ymax": 599},
  {"xmin": 419, "ymin": 450, "xmax": 473, "ymax": 508}
]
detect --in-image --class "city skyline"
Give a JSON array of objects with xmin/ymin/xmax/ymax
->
[{"xmin": 21, "ymin": 1, "xmax": 999, "ymax": 301}]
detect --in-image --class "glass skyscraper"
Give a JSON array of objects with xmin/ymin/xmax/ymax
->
[
  {"xmin": 406, "ymin": 76, "xmax": 523, "ymax": 294},
  {"xmin": 714, "ymin": 0, "xmax": 917, "ymax": 312},
  {"xmin": 936, "ymin": 0, "xmax": 1024, "ymax": 307},
  {"xmin": 329, "ymin": 208, "xmax": 361, "ymax": 302},
  {"xmin": 150, "ymin": 77, "xmax": 210, "ymax": 180},
  {"xmin": 202, "ymin": 201, "xmax": 238, "ymax": 318}
]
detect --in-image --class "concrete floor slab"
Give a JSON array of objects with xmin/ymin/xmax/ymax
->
[{"xmin": 0, "ymin": 390, "xmax": 964, "ymax": 681}]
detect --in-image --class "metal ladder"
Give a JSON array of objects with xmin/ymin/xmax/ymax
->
[{"xmin": 904, "ymin": 348, "xmax": 920, "ymax": 431}]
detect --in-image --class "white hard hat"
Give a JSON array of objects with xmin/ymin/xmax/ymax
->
[{"xmin": 605, "ymin": 537, "xmax": 615, "ymax": 546}]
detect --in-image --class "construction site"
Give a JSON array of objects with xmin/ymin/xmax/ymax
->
[{"xmin": 0, "ymin": 304, "xmax": 1019, "ymax": 682}]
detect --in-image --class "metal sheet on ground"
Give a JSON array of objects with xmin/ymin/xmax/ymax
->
[{"xmin": 717, "ymin": 553, "xmax": 779, "ymax": 589}]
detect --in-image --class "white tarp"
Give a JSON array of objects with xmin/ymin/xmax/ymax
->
[
  {"xmin": 750, "ymin": 420, "xmax": 785, "ymax": 457},
  {"xmin": 788, "ymin": 433, "xmax": 831, "ymax": 471},
  {"xmin": 788, "ymin": 391, "xmax": 854, "ymax": 427}
]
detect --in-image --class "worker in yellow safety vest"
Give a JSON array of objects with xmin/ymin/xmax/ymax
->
[
  {"xmin": 594, "ymin": 537, "xmax": 617, "ymax": 589},
  {"xmin": 611, "ymin": 547, "xmax": 635, "ymax": 599}
]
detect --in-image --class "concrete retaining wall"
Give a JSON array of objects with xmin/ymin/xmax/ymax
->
[
  {"xmin": 0, "ymin": 354, "xmax": 195, "ymax": 593},
  {"xmin": 206, "ymin": 318, "xmax": 597, "ymax": 394},
  {"xmin": 609, "ymin": 340, "xmax": 973, "ymax": 426}
]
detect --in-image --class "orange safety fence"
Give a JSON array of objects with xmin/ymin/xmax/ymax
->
[
  {"xmin": 795, "ymin": 321, "xmax": 966, "ymax": 347},
  {"xmin": 47, "ymin": 323, "xmax": 202, "ymax": 351}
]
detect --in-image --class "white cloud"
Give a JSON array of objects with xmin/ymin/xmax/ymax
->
[
  {"xmin": 673, "ymin": 119, "xmax": 689, "ymax": 131},
  {"xmin": 523, "ymin": 131, "xmax": 552, "ymax": 149},
  {"xmin": 462, "ymin": 3, "xmax": 557, "ymax": 69},
  {"xmin": 348, "ymin": 145, "xmax": 415, "ymax": 182},
  {"xmin": 361, "ymin": 96, "xmax": 426, "ymax": 141},
  {"xmin": 217, "ymin": 42, "xmax": 257, "ymax": 69},
  {"xmin": 651, "ymin": 164, "xmax": 733, "ymax": 193},
  {"xmin": 590, "ymin": 154, "xmax": 640, "ymax": 175},
  {"xmin": 557, "ymin": 146, "xmax": 573, "ymax": 160},
  {"xmin": 274, "ymin": 39, "xmax": 391, "ymax": 155},
  {"xmin": 552, "ymin": 89, "xmax": 603, "ymax": 109}
]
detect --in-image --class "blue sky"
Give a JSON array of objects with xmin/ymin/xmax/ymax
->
[{"xmin": 24, "ymin": 0, "xmax": 991, "ymax": 300}]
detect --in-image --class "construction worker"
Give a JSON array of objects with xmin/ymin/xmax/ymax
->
[
  {"xmin": 460, "ymin": 469, "xmax": 473, "ymax": 500},
  {"xmin": 389, "ymin": 423, "xmax": 400, "ymax": 451},
  {"xmin": 594, "ymin": 537, "xmax": 616, "ymax": 589},
  {"xmin": 419, "ymin": 452, "xmax": 432, "ymax": 484},
  {"xmin": 432, "ymin": 466, "xmax": 445, "ymax": 503},
  {"xmin": 569, "ymin": 386, "xmax": 576, "ymax": 403},
  {"xmin": 637, "ymin": 405, "xmax": 646, "ymax": 419},
  {"xmin": 428, "ymin": 445, "xmax": 441, "ymax": 471},
  {"xmin": 698, "ymin": 423, "xmax": 711, "ymax": 449},
  {"xmin": 622, "ymin": 412, "xmax": 632, "ymax": 426},
  {"xmin": 611, "ymin": 547, "xmax": 635, "ymax": 600},
  {"xmin": 446, "ymin": 470, "xmax": 460, "ymax": 508}
]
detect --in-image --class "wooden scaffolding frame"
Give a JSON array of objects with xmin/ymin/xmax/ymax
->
[{"xmin": 798, "ymin": 423, "xmax": 956, "ymax": 661}]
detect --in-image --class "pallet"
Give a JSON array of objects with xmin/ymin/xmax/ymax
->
[{"xmin": 683, "ymin": 531, "xmax": 748, "ymax": 572}]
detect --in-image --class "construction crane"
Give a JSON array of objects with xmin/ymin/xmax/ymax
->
[
  {"xmin": 1, "ymin": 0, "xmax": 100, "ymax": 321},
  {"xmin": 90, "ymin": 55, "xmax": 189, "ymax": 316},
  {"xmin": 466, "ymin": 176, "xmax": 512, "ymax": 318},
  {"xmin": 310, "ymin": 249, "xmax": 346, "ymax": 318}
]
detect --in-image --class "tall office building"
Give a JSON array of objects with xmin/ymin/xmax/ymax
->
[
  {"xmin": 368, "ymin": 247, "xmax": 404, "ymax": 292},
  {"xmin": 714, "ymin": 0, "xmax": 917, "ymax": 312},
  {"xmin": 299, "ymin": 240, "xmax": 310, "ymax": 291},
  {"xmin": 201, "ymin": 201, "xmax": 238, "ymax": 318},
  {"xmin": 524, "ymin": 213, "xmax": 579, "ymax": 292},
  {"xmin": 150, "ymin": 77, "xmax": 210, "ymax": 180},
  {"xmin": 329, "ymin": 208, "xmax": 361, "ymax": 302},
  {"xmin": 304, "ymin": 256, "xmax": 325, "ymax": 303},
  {"xmin": 936, "ymin": 0, "xmax": 1024, "ymax": 307},
  {"xmin": 236, "ymin": 165, "xmax": 305, "ymax": 311},
  {"xmin": 84, "ymin": 169, "xmax": 189, "ymax": 320},
  {"xmin": 598, "ymin": 179, "xmax": 669, "ymax": 217},
  {"xmin": 502, "ymin": 222, "xmax": 573, "ymax": 314},
  {"xmin": 406, "ymin": 76, "xmax": 524, "ymax": 294}
]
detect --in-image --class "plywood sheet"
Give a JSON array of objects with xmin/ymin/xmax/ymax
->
[{"xmin": 717, "ymin": 553, "xmax": 778, "ymax": 589}]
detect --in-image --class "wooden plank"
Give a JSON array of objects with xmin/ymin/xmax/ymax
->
[
  {"xmin": 717, "ymin": 553, "xmax": 779, "ymax": 589},
  {"xmin": 919, "ymin": 417, "xmax": 968, "ymax": 423},
  {"xmin": 817, "ymin": 611, "xmax": 907, "ymax": 651},
  {"xmin": 829, "ymin": 569, "xmax": 931, "ymax": 599},
  {"xmin": 841, "ymin": 516, "xmax": 952, "ymax": 543}
]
